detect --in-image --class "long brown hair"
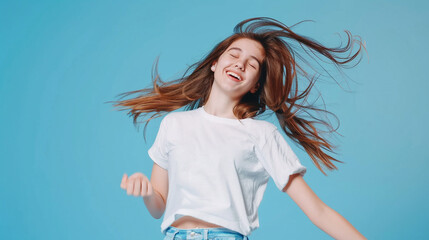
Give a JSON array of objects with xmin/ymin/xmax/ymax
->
[{"xmin": 110, "ymin": 17, "xmax": 365, "ymax": 175}]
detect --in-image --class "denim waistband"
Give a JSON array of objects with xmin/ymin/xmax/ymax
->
[{"xmin": 164, "ymin": 226, "xmax": 249, "ymax": 239}]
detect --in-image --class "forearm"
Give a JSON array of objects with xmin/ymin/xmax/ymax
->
[
  {"xmin": 310, "ymin": 204, "xmax": 366, "ymax": 240},
  {"xmin": 143, "ymin": 189, "xmax": 166, "ymax": 219}
]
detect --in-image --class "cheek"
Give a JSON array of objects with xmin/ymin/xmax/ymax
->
[
  {"xmin": 219, "ymin": 54, "xmax": 234, "ymax": 65},
  {"xmin": 248, "ymin": 70, "xmax": 261, "ymax": 81},
  {"xmin": 215, "ymin": 58, "xmax": 230, "ymax": 73}
]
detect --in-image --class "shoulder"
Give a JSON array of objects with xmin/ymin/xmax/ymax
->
[
  {"xmin": 240, "ymin": 118, "xmax": 279, "ymax": 147},
  {"xmin": 243, "ymin": 118, "xmax": 278, "ymax": 134},
  {"xmin": 160, "ymin": 108, "xmax": 201, "ymax": 126}
]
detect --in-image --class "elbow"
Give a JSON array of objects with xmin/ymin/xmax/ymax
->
[
  {"xmin": 308, "ymin": 202, "xmax": 329, "ymax": 224},
  {"xmin": 152, "ymin": 206, "xmax": 166, "ymax": 219},
  {"xmin": 150, "ymin": 210, "xmax": 164, "ymax": 220}
]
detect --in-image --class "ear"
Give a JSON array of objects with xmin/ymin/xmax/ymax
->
[
  {"xmin": 250, "ymin": 82, "xmax": 260, "ymax": 93},
  {"xmin": 211, "ymin": 62, "xmax": 217, "ymax": 72}
]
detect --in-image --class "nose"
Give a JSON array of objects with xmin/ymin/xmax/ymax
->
[{"xmin": 234, "ymin": 60, "xmax": 245, "ymax": 71}]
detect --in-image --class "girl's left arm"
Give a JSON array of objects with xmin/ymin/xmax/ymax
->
[{"xmin": 283, "ymin": 174, "xmax": 366, "ymax": 240}]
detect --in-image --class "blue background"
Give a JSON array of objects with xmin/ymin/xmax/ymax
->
[{"xmin": 1, "ymin": 0, "xmax": 428, "ymax": 239}]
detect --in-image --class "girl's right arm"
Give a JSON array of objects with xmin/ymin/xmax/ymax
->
[{"xmin": 120, "ymin": 163, "xmax": 169, "ymax": 219}]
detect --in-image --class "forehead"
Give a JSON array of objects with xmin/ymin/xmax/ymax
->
[{"xmin": 227, "ymin": 38, "xmax": 265, "ymax": 60}]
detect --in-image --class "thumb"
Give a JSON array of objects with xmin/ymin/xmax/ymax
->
[{"xmin": 120, "ymin": 173, "xmax": 128, "ymax": 189}]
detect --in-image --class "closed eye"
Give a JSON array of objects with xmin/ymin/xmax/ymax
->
[{"xmin": 229, "ymin": 54, "xmax": 238, "ymax": 58}]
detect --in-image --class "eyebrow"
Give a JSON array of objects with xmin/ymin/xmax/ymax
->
[{"xmin": 227, "ymin": 47, "xmax": 262, "ymax": 67}]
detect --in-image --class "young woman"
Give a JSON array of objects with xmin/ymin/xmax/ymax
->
[{"xmin": 114, "ymin": 17, "xmax": 366, "ymax": 240}]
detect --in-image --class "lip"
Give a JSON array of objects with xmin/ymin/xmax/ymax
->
[
  {"xmin": 227, "ymin": 74, "xmax": 241, "ymax": 82},
  {"xmin": 225, "ymin": 69, "xmax": 243, "ymax": 82}
]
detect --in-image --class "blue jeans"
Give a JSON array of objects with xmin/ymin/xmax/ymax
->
[{"xmin": 163, "ymin": 226, "xmax": 249, "ymax": 240}]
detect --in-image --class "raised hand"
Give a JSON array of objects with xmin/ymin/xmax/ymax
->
[{"xmin": 120, "ymin": 173, "xmax": 154, "ymax": 198}]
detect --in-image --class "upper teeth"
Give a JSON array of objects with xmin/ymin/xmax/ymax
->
[{"xmin": 227, "ymin": 72, "xmax": 241, "ymax": 80}]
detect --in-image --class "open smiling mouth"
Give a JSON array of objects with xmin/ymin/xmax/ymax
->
[{"xmin": 226, "ymin": 71, "xmax": 242, "ymax": 82}]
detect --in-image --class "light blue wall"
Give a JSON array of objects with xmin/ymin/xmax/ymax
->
[{"xmin": 1, "ymin": 0, "xmax": 428, "ymax": 239}]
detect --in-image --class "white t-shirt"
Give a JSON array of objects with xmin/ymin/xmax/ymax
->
[{"xmin": 148, "ymin": 106, "xmax": 306, "ymax": 237}]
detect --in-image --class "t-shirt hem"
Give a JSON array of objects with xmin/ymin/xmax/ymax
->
[
  {"xmin": 161, "ymin": 209, "xmax": 251, "ymax": 236},
  {"xmin": 278, "ymin": 166, "xmax": 307, "ymax": 191},
  {"xmin": 148, "ymin": 149, "xmax": 168, "ymax": 170}
]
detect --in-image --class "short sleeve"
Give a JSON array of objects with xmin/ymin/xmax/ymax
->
[
  {"xmin": 147, "ymin": 116, "xmax": 170, "ymax": 170},
  {"xmin": 256, "ymin": 128, "xmax": 306, "ymax": 191}
]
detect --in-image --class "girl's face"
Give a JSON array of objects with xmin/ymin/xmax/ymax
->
[{"xmin": 211, "ymin": 38, "xmax": 265, "ymax": 100}]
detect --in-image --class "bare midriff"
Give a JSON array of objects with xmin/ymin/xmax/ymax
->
[{"xmin": 170, "ymin": 215, "xmax": 224, "ymax": 229}]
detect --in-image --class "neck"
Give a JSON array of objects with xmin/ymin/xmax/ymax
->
[{"xmin": 204, "ymin": 87, "xmax": 240, "ymax": 119}]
